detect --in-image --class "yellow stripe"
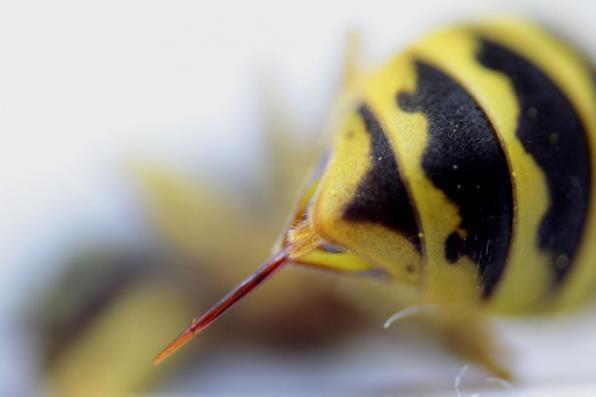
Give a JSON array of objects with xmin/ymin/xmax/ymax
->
[{"xmin": 409, "ymin": 27, "xmax": 551, "ymax": 313}]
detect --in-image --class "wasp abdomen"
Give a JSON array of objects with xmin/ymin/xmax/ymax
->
[
  {"xmin": 399, "ymin": 60, "xmax": 514, "ymax": 297},
  {"xmin": 343, "ymin": 104, "xmax": 423, "ymax": 254},
  {"xmin": 477, "ymin": 38, "xmax": 591, "ymax": 290}
]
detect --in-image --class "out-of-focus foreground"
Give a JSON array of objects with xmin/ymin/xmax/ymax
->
[{"xmin": 1, "ymin": 1, "xmax": 596, "ymax": 396}]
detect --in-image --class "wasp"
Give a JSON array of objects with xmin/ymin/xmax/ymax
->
[{"xmin": 154, "ymin": 18, "xmax": 596, "ymax": 378}]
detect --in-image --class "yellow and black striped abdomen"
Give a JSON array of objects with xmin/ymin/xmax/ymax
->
[
  {"xmin": 397, "ymin": 20, "xmax": 594, "ymax": 312},
  {"xmin": 153, "ymin": 19, "xmax": 596, "ymax": 365},
  {"xmin": 314, "ymin": 19, "xmax": 596, "ymax": 314},
  {"xmin": 402, "ymin": 20, "xmax": 596, "ymax": 312},
  {"xmin": 473, "ymin": 25, "xmax": 595, "ymax": 312}
]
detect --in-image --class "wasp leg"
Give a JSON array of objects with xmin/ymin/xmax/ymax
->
[
  {"xmin": 429, "ymin": 308, "xmax": 514, "ymax": 381},
  {"xmin": 341, "ymin": 29, "xmax": 362, "ymax": 90}
]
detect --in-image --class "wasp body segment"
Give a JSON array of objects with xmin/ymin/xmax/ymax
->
[
  {"xmin": 311, "ymin": 19, "xmax": 596, "ymax": 313},
  {"xmin": 156, "ymin": 19, "xmax": 596, "ymax": 371}
]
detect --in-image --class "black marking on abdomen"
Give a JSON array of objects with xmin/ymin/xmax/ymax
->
[
  {"xmin": 477, "ymin": 38, "xmax": 591, "ymax": 289},
  {"xmin": 398, "ymin": 61, "xmax": 514, "ymax": 298},
  {"xmin": 343, "ymin": 104, "xmax": 423, "ymax": 254}
]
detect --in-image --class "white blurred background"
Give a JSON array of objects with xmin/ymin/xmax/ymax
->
[{"xmin": 0, "ymin": 1, "xmax": 595, "ymax": 396}]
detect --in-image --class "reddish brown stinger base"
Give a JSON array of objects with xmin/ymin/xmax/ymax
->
[{"xmin": 153, "ymin": 248, "xmax": 289, "ymax": 365}]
